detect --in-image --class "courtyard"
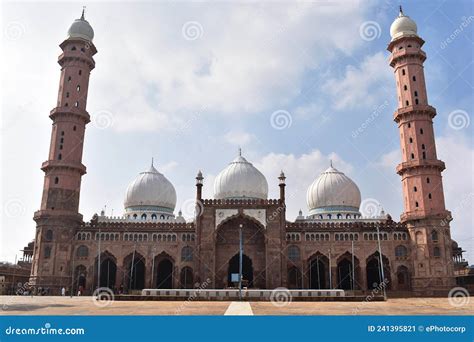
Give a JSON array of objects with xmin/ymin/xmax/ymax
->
[{"xmin": 1, "ymin": 296, "xmax": 472, "ymax": 315}]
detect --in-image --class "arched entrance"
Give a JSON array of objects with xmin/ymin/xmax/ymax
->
[
  {"xmin": 287, "ymin": 266, "xmax": 302, "ymax": 289},
  {"xmin": 96, "ymin": 251, "xmax": 117, "ymax": 290},
  {"xmin": 180, "ymin": 267, "xmax": 194, "ymax": 288},
  {"xmin": 215, "ymin": 216, "xmax": 266, "ymax": 288},
  {"xmin": 124, "ymin": 252, "xmax": 146, "ymax": 291},
  {"xmin": 227, "ymin": 254, "xmax": 254, "ymax": 287},
  {"xmin": 366, "ymin": 252, "xmax": 391, "ymax": 290},
  {"xmin": 308, "ymin": 253, "xmax": 329, "ymax": 289},
  {"xmin": 156, "ymin": 258, "xmax": 173, "ymax": 289},
  {"xmin": 396, "ymin": 265, "xmax": 410, "ymax": 290},
  {"xmin": 336, "ymin": 252, "xmax": 360, "ymax": 290}
]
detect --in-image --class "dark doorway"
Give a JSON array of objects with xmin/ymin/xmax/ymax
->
[
  {"xmin": 288, "ymin": 266, "xmax": 302, "ymax": 289},
  {"xmin": 128, "ymin": 258, "xmax": 146, "ymax": 290},
  {"xmin": 227, "ymin": 254, "xmax": 253, "ymax": 287},
  {"xmin": 309, "ymin": 255, "xmax": 328, "ymax": 289},
  {"xmin": 100, "ymin": 258, "xmax": 117, "ymax": 289},
  {"xmin": 397, "ymin": 266, "xmax": 410, "ymax": 290},
  {"xmin": 74, "ymin": 265, "xmax": 87, "ymax": 294},
  {"xmin": 366, "ymin": 253, "xmax": 391, "ymax": 290},
  {"xmin": 156, "ymin": 259, "xmax": 173, "ymax": 289},
  {"xmin": 337, "ymin": 259, "xmax": 353, "ymax": 290},
  {"xmin": 180, "ymin": 267, "xmax": 194, "ymax": 288}
]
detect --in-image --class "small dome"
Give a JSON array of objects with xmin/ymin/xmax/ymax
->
[
  {"xmin": 306, "ymin": 163, "xmax": 361, "ymax": 217},
  {"xmin": 124, "ymin": 162, "xmax": 177, "ymax": 217},
  {"xmin": 67, "ymin": 10, "xmax": 94, "ymax": 41},
  {"xmin": 214, "ymin": 150, "xmax": 268, "ymax": 200},
  {"xmin": 390, "ymin": 7, "xmax": 417, "ymax": 40}
]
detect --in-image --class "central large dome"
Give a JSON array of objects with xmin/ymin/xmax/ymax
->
[
  {"xmin": 306, "ymin": 163, "xmax": 361, "ymax": 219},
  {"xmin": 124, "ymin": 162, "xmax": 176, "ymax": 219},
  {"xmin": 214, "ymin": 151, "xmax": 268, "ymax": 200}
]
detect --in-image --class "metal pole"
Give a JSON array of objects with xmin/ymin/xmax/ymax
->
[
  {"xmin": 316, "ymin": 255, "xmax": 320, "ymax": 289},
  {"xmin": 328, "ymin": 249, "xmax": 332, "ymax": 289},
  {"xmin": 239, "ymin": 223, "xmax": 243, "ymax": 301},
  {"xmin": 151, "ymin": 254, "xmax": 155, "ymax": 288},
  {"xmin": 309, "ymin": 259, "xmax": 312, "ymax": 289},
  {"xmin": 70, "ymin": 247, "xmax": 75, "ymax": 297},
  {"xmin": 129, "ymin": 247, "xmax": 136, "ymax": 290},
  {"xmin": 351, "ymin": 240, "xmax": 355, "ymax": 291},
  {"xmin": 376, "ymin": 225, "xmax": 387, "ymax": 299},
  {"xmin": 97, "ymin": 227, "xmax": 101, "ymax": 290}
]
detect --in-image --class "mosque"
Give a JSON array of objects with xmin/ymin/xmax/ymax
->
[{"xmin": 29, "ymin": 8, "xmax": 460, "ymax": 296}]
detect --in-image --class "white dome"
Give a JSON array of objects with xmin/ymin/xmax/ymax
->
[
  {"xmin": 214, "ymin": 151, "xmax": 268, "ymax": 200},
  {"xmin": 306, "ymin": 164, "xmax": 361, "ymax": 217},
  {"xmin": 390, "ymin": 8, "xmax": 417, "ymax": 40},
  {"xmin": 124, "ymin": 163, "xmax": 176, "ymax": 215},
  {"xmin": 67, "ymin": 11, "xmax": 94, "ymax": 41}
]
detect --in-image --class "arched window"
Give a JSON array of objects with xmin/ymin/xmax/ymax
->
[
  {"xmin": 79, "ymin": 70, "xmax": 82, "ymax": 75},
  {"xmin": 44, "ymin": 246, "xmax": 51, "ymax": 259},
  {"xmin": 54, "ymin": 177, "xmax": 59, "ymax": 185},
  {"xmin": 403, "ymin": 85, "xmax": 407, "ymax": 90},
  {"xmin": 415, "ymin": 201, "xmax": 419, "ymax": 207},
  {"xmin": 327, "ymin": 214, "xmax": 332, "ymax": 219},
  {"xmin": 337, "ymin": 214, "xmax": 342, "ymax": 219},
  {"xmin": 433, "ymin": 247, "xmax": 441, "ymax": 257},
  {"xmin": 133, "ymin": 214, "xmax": 137, "ymax": 219},
  {"xmin": 160, "ymin": 214, "xmax": 165, "ymax": 220},
  {"xmin": 141, "ymin": 213, "xmax": 147, "ymax": 220},
  {"xmin": 76, "ymin": 85, "xmax": 80, "ymax": 92},
  {"xmin": 414, "ymin": 91, "xmax": 418, "ymax": 96},
  {"xmin": 413, "ymin": 186, "xmax": 417, "ymax": 192},
  {"xmin": 428, "ymin": 193, "xmax": 432, "ymax": 199},
  {"xmin": 420, "ymin": 128, "xmax": 424, "ymax": 134},
  {"xmin": 411, "ymin": 153, "xmax": 415, "ymax": 159},
  {"xmin": 395, "ymin": 245, "xmax": 408, "ymax": 257},
  {"xmin": 402, "ymin": 69, "xmax": 406, "ymax": 75},
  {"xmin": 181, "ymin": 246, "xmax": 193, "ymax": 261},
  {"xmin": 58, "ymin": 153, "xmax": 62, "ymax": 160},
  {"xmin": 76, "ymin": 245, "xmax": 88, "ymax": 257},
  {"xmin": 409, "ymin": 137, "xmax": 413, "ymax": 143},
  {"xmin": 431, "ymin": 230, "xmax": 439, "ymax": 242},
  {"xmin": 412, "ymin": 76, "xmax": 417, "ymax": 81},
  {"xmin": 288, "ymin": 245, "xmax": 300, "ymax": 261},
  {"xmin": 426, "ymin": 177, "xmax": 430, "ymax": 184},
  {"xmin": 406, "ymin": 100, "xmax": 409, "ymax": 106},
  {"xmin": 151, "ymin": 214, "xmax": 157, "ymax": 220},
  {"xmin": 45, "ymin": 229, "xmax": 53, "ymax": 241}
]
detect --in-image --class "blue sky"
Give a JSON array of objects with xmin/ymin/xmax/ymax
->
[{"xmin": 1, "ymin": 0, "xmax": 473, "ymax": 262}]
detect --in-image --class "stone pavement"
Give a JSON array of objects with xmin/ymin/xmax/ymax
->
[{"xmin": 0, "ymin": 296, "xmax": 472, "ymax": 315}]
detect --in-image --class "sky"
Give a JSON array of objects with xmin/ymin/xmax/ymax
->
[{"xmin": 1, "ymin": 0, "xmax": 473, "ymax": 263}]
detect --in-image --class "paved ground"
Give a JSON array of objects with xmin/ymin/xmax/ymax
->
[{"xmin": 0, "ymin": 296, "xmax": 472, "ymax": 315}]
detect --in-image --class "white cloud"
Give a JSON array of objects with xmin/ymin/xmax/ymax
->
[{"xmin": 323, "ymin": 52, "xmax": 393, "ymax": 111}]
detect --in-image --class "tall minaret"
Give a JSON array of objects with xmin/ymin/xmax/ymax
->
[
  {"xmin": 31, "ymin": 10, "xmax": 97, "ymax": 291},
  {"xmin": 388, "ymin": 7, "xmax": 454, "ymax": 293}
]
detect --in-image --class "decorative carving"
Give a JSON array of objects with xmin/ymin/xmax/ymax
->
[
  {"xmin": 215, "ymin": 209, "xmax": 238, "ymax": 228},
  {"xmin": 243, "ymin": 209, "xmax": 266, "ymax": 228}
]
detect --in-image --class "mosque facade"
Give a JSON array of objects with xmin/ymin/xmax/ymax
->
[{"xmin": 29, "ymin": 9, "xmax": 459, "ymax": 296}]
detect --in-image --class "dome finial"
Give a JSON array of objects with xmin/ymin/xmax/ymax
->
[
  {"xmin": 238, "ymin": 147, "xmax": 242, "ymax": 156},
  {"xmin": 330, "ymin": 159, "xmax": 333, "ymax": 167},
  {"xmin": 151, "ymin": 157, "xmax": 154, "ymax": 167},
  {"xmin": 399, "ymin": 5, "xmax": 403, "ymax": 16},
  {"xmin": 81, "ymin": 6, "xmax": 86, "ymax": 20}
]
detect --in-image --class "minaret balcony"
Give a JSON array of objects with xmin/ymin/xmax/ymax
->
[
  {"xmin": 400, "ymin": 209, "xmax": 451, "ymax": 223},
  {"xmin": 393, "ymin": 104, "xmax": 436, "ymax": 123},
  {"xmin": 396, "ymin": 159, "xmax": 445, "ymax": 175},
  {"xmin": 50, "ymin": 107, "xmax": 90, "ymax": 124},
  {"xmin": 389, "ymin": 48, "xmax": 426, "ymax": 66},
  {"xmin": 41, "ymin": 160, "xmax": 87, "ymax": 175}
]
